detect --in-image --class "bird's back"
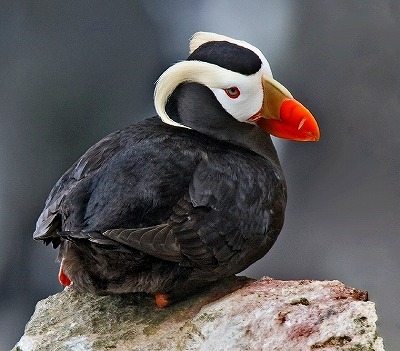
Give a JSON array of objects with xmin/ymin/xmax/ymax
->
[{"xmin": 33, "ymin": 116, "xmax": 286, "ymax": 302}]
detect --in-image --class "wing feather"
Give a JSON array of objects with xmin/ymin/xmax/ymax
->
[{"xmin": 103, "ymin": 152, "xmax": 285, "ymax": 273}]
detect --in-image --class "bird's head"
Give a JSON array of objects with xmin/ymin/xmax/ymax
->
[{"xmin": 154, "ymin": 32, "xmax": 319, "ymax": 142}]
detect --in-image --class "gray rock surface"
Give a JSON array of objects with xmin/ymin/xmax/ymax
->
[{"xmin": 13, "ymin": 277, "xmax": 384, "ymax": 351}]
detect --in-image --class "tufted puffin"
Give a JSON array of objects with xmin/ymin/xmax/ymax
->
[{"xmin": 34, "ymin": 32, "xmax": 319, "ymax": 307}]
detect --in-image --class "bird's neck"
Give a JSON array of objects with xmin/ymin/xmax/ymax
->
[{"xmin": 208, "ymin": 122, "xmax": 283, "ymax": 170}]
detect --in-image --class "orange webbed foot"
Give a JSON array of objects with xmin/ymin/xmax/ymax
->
[{"xmin": 58, "ymin": 262, "xmax": 71, "ymax": 286}]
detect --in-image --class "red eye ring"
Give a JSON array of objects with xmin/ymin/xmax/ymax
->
[{"xmin": 224, "ymin": 86, "xmax": 240, "ymax": 99}]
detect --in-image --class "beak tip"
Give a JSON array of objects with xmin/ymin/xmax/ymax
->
[
  {"xmin": 307, "ymin": 126, "xmax": 320, "ymax": 142},
  {"xmin": 311, "ymin": 133, "xmax": 320, "ymax": 142},
  {"xmin": 279, "ymin": 99, "xmax": 320, "ymax": 142}
]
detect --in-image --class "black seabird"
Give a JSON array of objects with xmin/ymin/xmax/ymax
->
[{"xmin": 34, "ymin": 32, "xmax": 320, "ymax": 307}]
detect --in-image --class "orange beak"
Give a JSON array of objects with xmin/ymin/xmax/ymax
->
[{"xmin": 248, "ymin": 76, "xmax": 320, "ymax": 142}]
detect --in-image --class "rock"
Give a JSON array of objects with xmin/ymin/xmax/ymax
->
[{"xmin": 13, "ymin": 277, "xmax": 384, "ymax": 351}]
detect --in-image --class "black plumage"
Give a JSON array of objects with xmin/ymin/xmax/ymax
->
[
  {"xmin": 34, "ymin": 114, "xmax": 286, "ymax": 301},
  {"xmin": 187, "ymin": 41, "xmax": 262, "ymax": 75},
  {"xmin": 33, "ymin": 32, "xmax": 317, "ymax": 306}
]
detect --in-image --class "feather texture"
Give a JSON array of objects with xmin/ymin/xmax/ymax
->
[{"xmin": 34, "ymin": 117, "xmax": 286, "ymax": 299}]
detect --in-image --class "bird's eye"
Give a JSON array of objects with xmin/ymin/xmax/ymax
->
[{"xmin": 224, "ymin": 87, "xmax": 240, "ymax": 99}]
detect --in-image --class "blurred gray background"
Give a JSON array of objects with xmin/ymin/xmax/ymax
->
[{"xmin": 1, "ymin": 1, "xmax": 399, "ymax": 349}]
